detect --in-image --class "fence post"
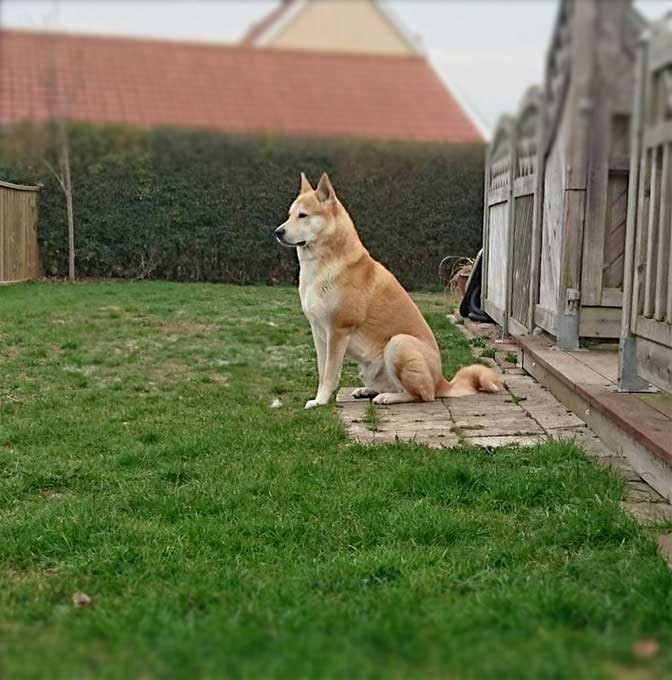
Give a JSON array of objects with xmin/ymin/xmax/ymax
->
[
  {"xmin": 618, "ymin": 29, "xmax": 655, "ymax": 391},
  {"xmin": 555, "ymin": 0, "xmax": 596, "ymax": 349}
]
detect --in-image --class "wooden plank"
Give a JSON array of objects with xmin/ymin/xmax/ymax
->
[
  {"xmin": 643, "ymin": 120, "xmax": 672, "ymax": 150},
  {"xmin": 534, "ymin": 304, "xmax": 557, "ymax": 334},
  {"xmin": 0, "ymin": 180, "xmax": 39, "ymax": 192},
  {"xmin": 665, "ymin": 237, "xmax": 672, "ymax": 324},
  {"xmin": 564, "ymin": 0, "xmax": 595, "ymax": 191},
  {"xmin": 510, "ymin": 194, "xmax": 533, "ymax": 327},
  {"xmin": 0, "ymin": 187, "xmax": 4, "ymax": 282},
  {"xmin": 556, "ymin": 189, "xmax": 586, "ymax": 348},
  {"xmin": 602, "ymin": 173, "xmax": 628, "ymax": 291},
  {"xmin": 655, "ymin": 143, "xmax": 671, "ymax": 321},
  {"xmin": 584, "ymin": 383, "xmax": 672, "ymax": 465},
  {"xmin": 528, "ymin": 97, "xmax": 546, "ymax": 333},
  {"xmin": 578, "ymin": 305, "xmax": 622, "ymax": 339},
  {"xmin": 518, "ymin": 334, "xmax": 610, "ymax": 386},
  {"xmin": 637, "ymin": 392, "xmax": 672, "ymax": 420},
  {"xmin": 634, "ymin": 314, "xmax": 672, "ymax": 348},
  {"xmin": 602, "ymin": 288, "xmax": 623, "ymax": 307},
  {"xmin": 568, "ymin": 349, "xmax": 619, "ymax": 383},
  {"xmin": 487, "ymin": 187, "xmax": 509, "ymax": 207},
  {"xmin": 636, "ymin": 335, "xmax": 672, "ymax": 394},
  {"xmin": 484, "ymin": 299, "xmax": 505, "ymax": 327},
  {"xmin": 643, "ymin": 145, "xmax": 661, "ymax": 318},
  {"xmin": 19, "ymin": 193, "xmax": 26, "ymax": 279},
  {"xmin": 582, "ymin": 82, "xmax": 610, "ymax": 306},
  {"xmin": 482, "ymin": 143, "xmax": 492, "ymax": 315},
  {"xmin": 540, "ymin": 119, "xmax": 565, "ymax": 314},
  {"xmin": 31, "ymin": 194, "xmax": 40, "ymax": 278},
  {"xmin": 513, "ymin": 175, "xmax": 535, "ymax": 197},
  {"xmin": 485, "ymin": 202, "xmax": 509, "ymax": 314},
  {"xmin": 7, "ymin": 190, "xmax": 16, "ymax": 281},
  {"xmin": 649, "ymin": 36, "xmax": 672, "ymax": 72},
  {"xmin": 13, "ymin": 191, "xmax": 20, "ymax": 281},
  {"xmin": 631, "ymin": 148, "xmax": 652, "ymax": 327},
  {"xmin": 668, "ymin": 236, "xmax": 672, "ymax": 323},
  {"xmin": 508, "ymin": 316, "xmax": 528, "ymax": 337}
]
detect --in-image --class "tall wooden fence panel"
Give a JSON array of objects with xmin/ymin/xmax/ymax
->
[
  {"xmin": 0, "ymin": 181, "xmax": 40, "ymax": 284},
  {"xmin": 482, "ymin": 116, "xmax": 514, "ymax": 329},
  {"xmin": 578, "ymin": 0, "xmax": 641, "ymax": 339},
  {"xmin": 509, "ymin": 87, "xmax": 544, "ymax": 334},
  {"xmin": 535, "ymin": 0, "xmax": 573, "ymax": 338},
  {"xmin": 619, "ymin": 18, "xmax": 672, "ymax": 393}
]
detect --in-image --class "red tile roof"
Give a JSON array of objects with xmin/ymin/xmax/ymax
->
[{"xmin": 0, "ymin": 29, "xmax": 483, "ymax": 143}]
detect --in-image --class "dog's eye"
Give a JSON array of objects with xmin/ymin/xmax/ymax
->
[{"xmin": 298, "ymin": 212, "xmax": 308, "ymax": 219}]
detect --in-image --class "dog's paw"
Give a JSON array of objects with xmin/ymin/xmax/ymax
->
[
  {"xmin": 372, "ymin": 392, "xmax": 409, "ymax": 405},
  {"xmin": 352, "ymin": 387, "xmax": 378, "ymax": 399},
  {"xmin": 304, "ymin": 398, "xmax": 325, "ymax": 409}
]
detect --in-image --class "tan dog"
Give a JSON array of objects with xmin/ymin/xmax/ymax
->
[{"xmin": 275, "ymin": 172, "xmax": 503, "ymax": 409}]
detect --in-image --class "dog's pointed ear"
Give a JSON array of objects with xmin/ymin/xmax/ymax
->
[
  {"xmin": 300, "ymin": 172, "xmax": 313, "ymax": 194},
  {"xmin": 316, "ymin": 173, "xmax": 335, "ymax": 203}
]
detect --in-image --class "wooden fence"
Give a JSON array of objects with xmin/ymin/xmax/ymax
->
[
  {"xmin": 481, "ymin": 0, "xmax": 643, "ymax": 347},
  {"xmin": 510, "ymin": 87, "xmax": 544, "ymax": 335},
  {"xmin": 619, "ymin": 15, "xmax": 672, "ymax": 393},
  {"xmin": 0, "ymin": 180, "xmax": 40, "ymax": 284},
  {"xmin": 482, "ymin": 116, "xmax": 514, "ymax": 329}
]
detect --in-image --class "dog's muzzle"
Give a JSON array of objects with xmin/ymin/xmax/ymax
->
[{"xmin": 275, "ymin": 226, "xmax": 305, "ymax": 247}]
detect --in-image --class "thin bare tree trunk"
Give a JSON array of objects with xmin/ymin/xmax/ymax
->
[{"xmin": 61, "ymin": 126, "xmax": 75, "ymax": 282}]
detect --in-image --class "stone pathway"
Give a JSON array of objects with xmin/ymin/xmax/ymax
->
[
  {"xmin": 335, "ymin": 315, "xmax": 672, "ymax": 566},
  {"xmin": 337, "ymin": 373, "xmax": 583, "ymax": 450}
]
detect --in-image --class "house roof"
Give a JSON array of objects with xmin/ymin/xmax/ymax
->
[
  {"xmin": 240, "ymin": 0, "xmax": 298, "ymax": 46},
  {"xmin": 0, "ymin": 29, "xmax": 483, "ymax": 143},
  {"xmin": 241, "ymin": 0, "xmax": 420, "ymax": 55}
]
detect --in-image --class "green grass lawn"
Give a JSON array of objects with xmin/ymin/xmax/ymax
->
[{"xmin": 1, "ymin": 281, "xmax": 671, "ymax": 680}]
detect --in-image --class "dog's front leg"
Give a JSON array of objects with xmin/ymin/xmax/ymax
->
[
  {"xmin": 309, "ymin": 321, "xmax": 326, "ymax": 385},
  {"xmin": 305, "ymin": 329, "xmax": 349, "ymax": 409}
]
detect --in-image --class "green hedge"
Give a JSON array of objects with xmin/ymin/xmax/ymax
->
[{"xmin": 0, "ymin": 123, "xmax": 485, "ymax": 289}]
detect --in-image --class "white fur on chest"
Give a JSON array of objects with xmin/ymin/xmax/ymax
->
[{"xmin": 298, "ymin": 253, "xmax": 340, "ymax": 329}]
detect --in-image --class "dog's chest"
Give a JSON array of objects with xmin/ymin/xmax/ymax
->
[
  {"xmin": 299, "ymin": 280, "xmax": 337, "ymax": 325},
  {"xmin": 298, "ymin": 261, "xmax": 339, "ymax": 326}
]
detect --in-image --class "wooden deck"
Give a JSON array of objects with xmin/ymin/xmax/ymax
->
[{"xmin": 517, "ymin": 334, "xmax": 672, "ymax": 500}]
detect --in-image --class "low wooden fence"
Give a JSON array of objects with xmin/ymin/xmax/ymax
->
[
  {"xmin": 619, "ymin": 16, "xmax": 672, "ymax": 393},
  {"xmin": 0, "ymin": 180, "xmax": 40, "ymax": 284}
]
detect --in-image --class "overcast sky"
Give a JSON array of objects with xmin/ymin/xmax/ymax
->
[{"xmin": 2, "ymin": 0, "xmax": 672, "ymax": 135}]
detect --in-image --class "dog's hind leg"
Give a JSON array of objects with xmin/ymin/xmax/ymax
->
[{"xmin": 372, "ymin": 334, "xmax": 436, "ymax": 405}]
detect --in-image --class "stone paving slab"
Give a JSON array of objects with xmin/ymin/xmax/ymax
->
[{"xmin": 337, "ymin": 381, "xmax": 554, "ymax": 449}]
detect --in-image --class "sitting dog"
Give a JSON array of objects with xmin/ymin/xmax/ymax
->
[{"xmin": 275, "ymin": 173, "xmax": 502, "ymax": 409}]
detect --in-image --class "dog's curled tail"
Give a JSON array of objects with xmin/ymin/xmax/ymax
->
[{"xmin": 436, "ymin": 364, "xmax": 504, "ymax": 398}]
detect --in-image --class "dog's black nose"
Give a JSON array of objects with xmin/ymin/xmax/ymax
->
[{"xmin": 275, "ymin": 227, "xmax": 285, "ymax": 239}]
